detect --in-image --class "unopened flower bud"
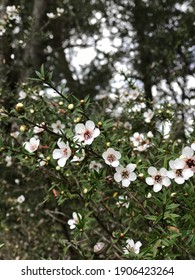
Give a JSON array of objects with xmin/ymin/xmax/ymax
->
[
  {"xmin": 20, "ymin": 125, "xmax": 28, "ymax": 132},
  {"xmin": 15, "ymin": 103, "xmax": 24, "ymax": 112},
  {"xmin": 68, "ymin": 104, "xmax": 74, "ymax": 110},
  {"xmin": 93, "ymin": 242, "xmax": 106, "ymax": 254}
]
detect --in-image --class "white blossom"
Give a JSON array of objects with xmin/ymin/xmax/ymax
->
[
  {"xmin": 143, "ymin": 109, "xmax": 154, "ymax": 123},
  {"xmin": 114, "ymin": 164, "xmax": 137, "ymax": 187},
  {"xmin": 74, "ymin": 120, "xmax": 100, "ymax": 145},
  {"xmin": 116, "ymin": 195, "xmax": 130, "ymax": 208},
  {"xmin": 52, "ymin": 138, "xmax": 71, "ymax": 167},
  {"xmin": 17, "ymin": 195, "xmax": 25, "ymax": 204},
  {"xmin": 89, "ymin": 161, "xmax": 103, "ymax": 172},
  {"xmin": 123, "ymin": 239, "xmax": 142, "ymax": 254},
  {"xmin": 51, "ymin": 120, "xmax": 65, "ymax": 134},
  {"xmin": 146, "ymin": 166, "xmax": 171, "ymax": 192},
  {"xmin": 102, "ymin": 148, "xmax": 121, "ymax": 167},
  {"xmin": 167, "ymin": 158, "xmax": 193, "ymax": 184},
  {"xmin": 67, "ymin": 212, "xmax": 82, "ymax": 229},
  {"xmin": 24, "ymin": 137, "xmax": 40, "ymax": 153}
]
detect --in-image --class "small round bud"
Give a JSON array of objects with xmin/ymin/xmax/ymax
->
[
  {"xmin": 138, "ymin": 173, "xmax": 144, "ymax": 178},
  {"xmin": 46, "ymin": 156, "xmax": 50, "ymax": 161},
  {"xmin": 80, "ymin": 99, "xmax": 85, "ymax": 105},
  {"xmin": 93, "ymin": 242, "xmax": 106, "ymax": 254},
  {"xmin": 30, "ymin": 109, "xmax": 34, "ymax": 114},
  {"xmin": 120, "ymin": 233, "xmax": 125, "ymax": 238},
  {"xmin": 56, "ymin": 166, "xmax": 61, "ymax": 171},
  {"xmin": 113, "ymin": 192, "xmax": 118, "ymax": 198},
  {"xmin": 106, "ymin": 142, "xmax": 110, "ymax": 147},
  {"xmin": 20, "ymin": 125, "xmax": 28, "ymax": 132},
  {"xmin": 68, "ymin": 103, "xmax": 74, "ymax": 110},
  {"xmin": 157, "ymin": 109, "xmax": 162, "ymax": 114},
  {"xmin": 61, "ymin": 191, "xmax": 64, "ymax": 195},
  {"xmin": 98, "ymin": 121, "xmax": 102, "ymax": 127},
  {"xmin": 59, "ymin": 101, "xmax": 63, "ymax": 106},
  {"xmin": 15, "ymin": 103, "xmax": 24, "ymax": 112},
  {"xmin": 83, "ymin": 188, "xmax": 88, "ymax": 194},
  {"xmin": 146, "ymin": 192, "xmax": 152, "ymax": 198}
]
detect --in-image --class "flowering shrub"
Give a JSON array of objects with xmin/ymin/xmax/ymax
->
[{"xmin": 0, "ymin": 67, "xmax": 195, "ymax": 260}]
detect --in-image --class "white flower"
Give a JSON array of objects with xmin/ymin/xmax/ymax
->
[
  {"xmin": 143, "ymin": 109, "xmax": 154, "ymax": 123},
  {"xmin": 181, "ymin": 146, "xmax": 195, "ymax": 173},
  {"xmin": 167, "ymin": 158, "xmax": 193, "ymax": 184},
  {"xmin": 191, "ymin": 142, "xmax": 195, "ymax": 151},
  {"xmin": 89, "ymin": 161, "xmax": 103, "ymax": 172},
  {"xmin": 33, "ymin": 123, "xmax": 45, "ymax": 134},
  {"xmin": 130, "ymin": 132, "xmax": 150, "ymax": 152},
  {"xmin": 146, "ymin": 167, "xmax": 171, "ymax": 192},
  {"xmin": 74, "ymin": 120, "xmax": 100, "ymax": 145},
  {"xmin": 38, "ymin": 154, "xmax": 47, "ymax": 167},
  {"xmin": 51, "ymin": 120, "xmax": 65, "ymax": 134},
  {"xmin": 116, "ymin": 195, "xmax": 130, "ymax": 208},
  {"xmin": 67, "ymin": 212, "xmax": 82, "ymax": 229},
  {"xmin": 5, "ymin": 155, "xmax": 12, "ymax": 167},
  {"xmin": 71, "ymin": 148, "xmax": 85, "ymax": 162},
  {"xmin": 52, "ymin": 138, "xmax": 71, "ymax": 167},
  {"xmin": 123, "ymin": 239, "xmax": 142, "ymax": 254},
  {"xmin": 24, "ymin": 137, "xmax": 40, "ymax": 153},
  {"xmin": 124, "ymin": 121, "xmax": 132, "ymax": 130},
  {"xmin": 18, "ymin": 90, "xmax": 26, "ymax": 100},
  {"xmin": 102, "ymin": 148, "xmax": 121, "ymax": 167},
  {"xmin": 10, "ymin": 131, "xmax": 20, "ymax": 139},
  {"xmin": 17, "ymin": 195, "xmax": 25, "ymax": 204},
  {"xmin": 46, "ymin": 12, "xmax": 55, "ymax": 19},
  {"xmin": 114, "ymin": 164, "xmax": 137, "ymax": 187}
]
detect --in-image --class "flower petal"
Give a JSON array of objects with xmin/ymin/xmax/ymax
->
[
  {"xmin": 57, "ymin": 157, "xmax": 67, "ymax": 167},
  {"xmin": 148, "ymin": 166, "xmax": 157, "ymax": 176},
  {"xmin": 85, "ymin": 120, "xmax": 95, "ymax": 130},
  {"xmin": 146, "ymin": 177, "xmax": 154, "ymax": 185},
  {"xmin": 153, "ymin": 183, "xmax": 162, "ymax": 192}
]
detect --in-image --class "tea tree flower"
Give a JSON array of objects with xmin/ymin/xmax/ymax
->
[
  {"xmin": 143, "ymin": 109, "xmax": 154, "ymax": 123},
  {"xmin": 52, "ymin": 138, "xmax": 71, "ymax": 167},
  {"xmin": 74, "ymin": 120, "xmax": 100, "ymax": 145},
  {"xmin": 89, "ymin": 161, "xmax": 103, "ymax": 172},
  {"xmin": 67, "ymin": 212, "xmax": 82, "ymax": 229},
  {"xmin": 102, "ymin": 148, "xmax": 121, "ymax": 167},
  {"xmin": 116, "ymin": 195, "xmax": 130, "ymax": 208},
  {"xmin": 5, "ymin": 155, "xmax": 12, "ymax": 167},
  {"xmin": 167, "ymin": 158, "xmax": 193, "ymax": 184},
  {"xmin": 51, "ymin": 120, "xmax": 65, "ymax": 134},
  {"xmin": 181, "ymin": 146, "xmax": 195, "ymax": 173},
  {"xmin": 24, "ymin": 137, "xmax": 40, "ymax": 153},
  {"xmin": 130, "ymin": 132, "xmax": 151, "ymax": 152},
  {"xmin": 123, "ymin": 239, "xmax": 142, "ymax": 254},
  {"xmin": 17, "ymin": 195, "xmax": 25, "ymax": 204},
  {"xmin": 114, "ymin": 164, "xmax": 137, "ymax": 187},
  {"xmin": 146, "ymin": 167, "xmax": 171, "ymax": 192},
  {"xmin": 33, "ymin": 123, "xmax": 45, "ymax": 134}
]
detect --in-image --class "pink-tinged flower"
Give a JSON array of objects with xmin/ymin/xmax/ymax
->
[
  {"xmin": 167, "ymin": 158, "xmax": 193, "ymax": 184},
  {"xmin": 130, "ymin": 132, "xmax": 151, "ymax": 152},
  {"xmin": 89, "ymin": 161, "xmax": 103, "ymax": 172},
  {"xmin": 143, "ymin": 109, "xmax": 154, "ymax": 123},
  {"xmin": 114, "ymin": 164, "xmax": 137, "ymax": 187},
  {"xmin": 181, "ymin": 146, "xmax": 195, "ymax": 173},
  {"xmin": 67, "ymin": 212, "xmax": 82, "ymax": 229},
  {"xmin": 74, "ymin": 120, "xmax": 100, "ymax": 145},
  {"xmin": 33, "ymin": 123, "xmax": 45, "ymax": 134},
  {"xmin": 51, "ymin": 120, "xmax": 65, "ymax": 134},
  {"xmin": 52, "ymin": 138, "xmax": 71, "ymax": 167},
  {"xmin": 24, "ymin": 137, "xmax": 40, "ymax": 153},
  {"xmin": 146, "ymin": 167, "xmax": 171, "ymax": 192},
  {"xmin": 123, "ymin": 239, "xmax": 142, "ymax": 255},
  {"xmin": 102, "ymin": 148, "xmax": 121, "ymax": 167}
]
